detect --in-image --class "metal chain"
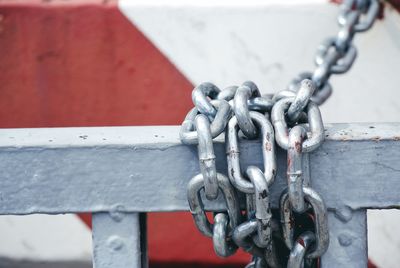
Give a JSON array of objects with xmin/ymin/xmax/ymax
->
[{"xmin": 180, "ymin": 0, "xmax": 378, "ymax": 266}]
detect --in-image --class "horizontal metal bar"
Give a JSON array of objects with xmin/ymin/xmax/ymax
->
[{"xmin": 0, "ymin": 123, "xmax": 399, "ymax": 214}]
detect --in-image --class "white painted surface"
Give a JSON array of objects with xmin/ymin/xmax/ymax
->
[
  {"xmin": 368, "ymin": 210, "xmax": 400, "ymax": 268},
  {"xmin": 0, "ymin": 214, "xmax": 91, "ymax": 261},
  {"xmin": 119, "ymin": 0, "xmax": 400, "ymax": 123}
]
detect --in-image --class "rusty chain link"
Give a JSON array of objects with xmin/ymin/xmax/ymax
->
[{"xmin": 181, "ymin": 0, "xmax": 378, "ymax": 266}]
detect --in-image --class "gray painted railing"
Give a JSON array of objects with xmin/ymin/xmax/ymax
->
[{"xmin": 0, "ymin": 123, "xmax": 399, "ymax": 267}]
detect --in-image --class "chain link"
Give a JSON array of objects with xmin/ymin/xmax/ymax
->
[
  {"xmin": 180, "ymin": 99, "xmax": 231, "ymax": 145},
  {"xmin": 287, "ymin": 231, "xmax": 317, "ymax": 268},
  {"xmin": 180, "ymin": 0, "xmax": 378, "ymax": 266},
  {"xmin": 233, "ymin": 82, "xmax": 261, "ymax": 139},
  {"xmin": 187, "ymin": 173, "xmax": 241, "ymax": 236},
  {"xmin": 280, "ymin": 187, "xmax": 329, "ymax": 259},
  {"xmin": 213, "ymin": 213, "xmax": 238, "ymax": 257},
  {"xmin": 287, "ymin": 125, "xmax": 308, "ymax": 213},
  {"xmin": 226, "ymin": 111, "xmax": 276, "ymax": 193}
]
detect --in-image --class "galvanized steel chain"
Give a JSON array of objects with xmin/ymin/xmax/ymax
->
[
  {"xmin": 180, "ymin": 0, "xmax": 378, "ymax": 267},
  {"xmin": 276, "ymin": 0, "xmax": 379, "ymax": 107}
]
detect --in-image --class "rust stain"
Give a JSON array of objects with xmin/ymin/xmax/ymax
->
[
  {"xmin": 294, "ymin": 141, "xmax": 302, "ymax": 153},
  {"xmin": 289, "ymin": 216, "xmax": 295, "ymax": 229},
  {"xmin": 371, "ymin": 136, "xmax": 381, "ymax": 142},
  {"xmin": 265, "ymin": 142, "xmax": 272, "ymax": 151},
  {"xmin": 227, "ymin": 149, "xmax": 238, "ymax": 159},
  {"xmin": 298, "ymin": 237, "xmax": 306, "ymax": 248},
  {"xmin": 259, "ymin": 190, "xmax": 268, "ymax": 199}
]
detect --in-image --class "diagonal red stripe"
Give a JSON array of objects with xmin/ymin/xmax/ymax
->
[{"xmin": 0, "ymin": 0, "xmax": 193, "ymax": 127}]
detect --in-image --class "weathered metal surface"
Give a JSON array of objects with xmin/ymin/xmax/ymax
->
[
  {"xmin": 321, "ymin": 210, "xmax": 368, "ymax": 268},
  {"xmin": 92, "ymin": 212, "xmax": 145, "ymax": 268},
  {"xmin": 0, "ymin": 123, "xmax": 398, "ymax": 214}
]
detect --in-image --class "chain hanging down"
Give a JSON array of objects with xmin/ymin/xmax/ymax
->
[{"xmin": 180, "ymin": 0, "xmax": 378, "ymax": 267}]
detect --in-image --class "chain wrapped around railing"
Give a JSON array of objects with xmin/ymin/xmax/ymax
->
[{"xmin": 180, "ymin": 0, "xmax": 379, "ymax": 267}]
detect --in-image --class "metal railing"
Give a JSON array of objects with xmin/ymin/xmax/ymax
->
[{"xmin": 0, "ymin": 123, "xmax": 399, "ymax": 267}]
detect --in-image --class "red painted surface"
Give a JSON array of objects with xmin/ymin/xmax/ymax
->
[
  {"xmin": 392, "ymin": 0, "xmax": 400, "ymax": 10},
  {"xmin": 0, "ymin": 0, "xmax": 249, "ymax": 265},
  {"xmin": 0, "ymin": 0, "xmax": 192, "ymax": 127}
]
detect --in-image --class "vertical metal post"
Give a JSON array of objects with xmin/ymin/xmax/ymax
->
[
  {"xmin": 92, "ymin": 212, "xmax": 147, "ymax": 268},
  {"xmin": 321, "ymin": 209, "xmax": 368, "ymax": 268}
]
